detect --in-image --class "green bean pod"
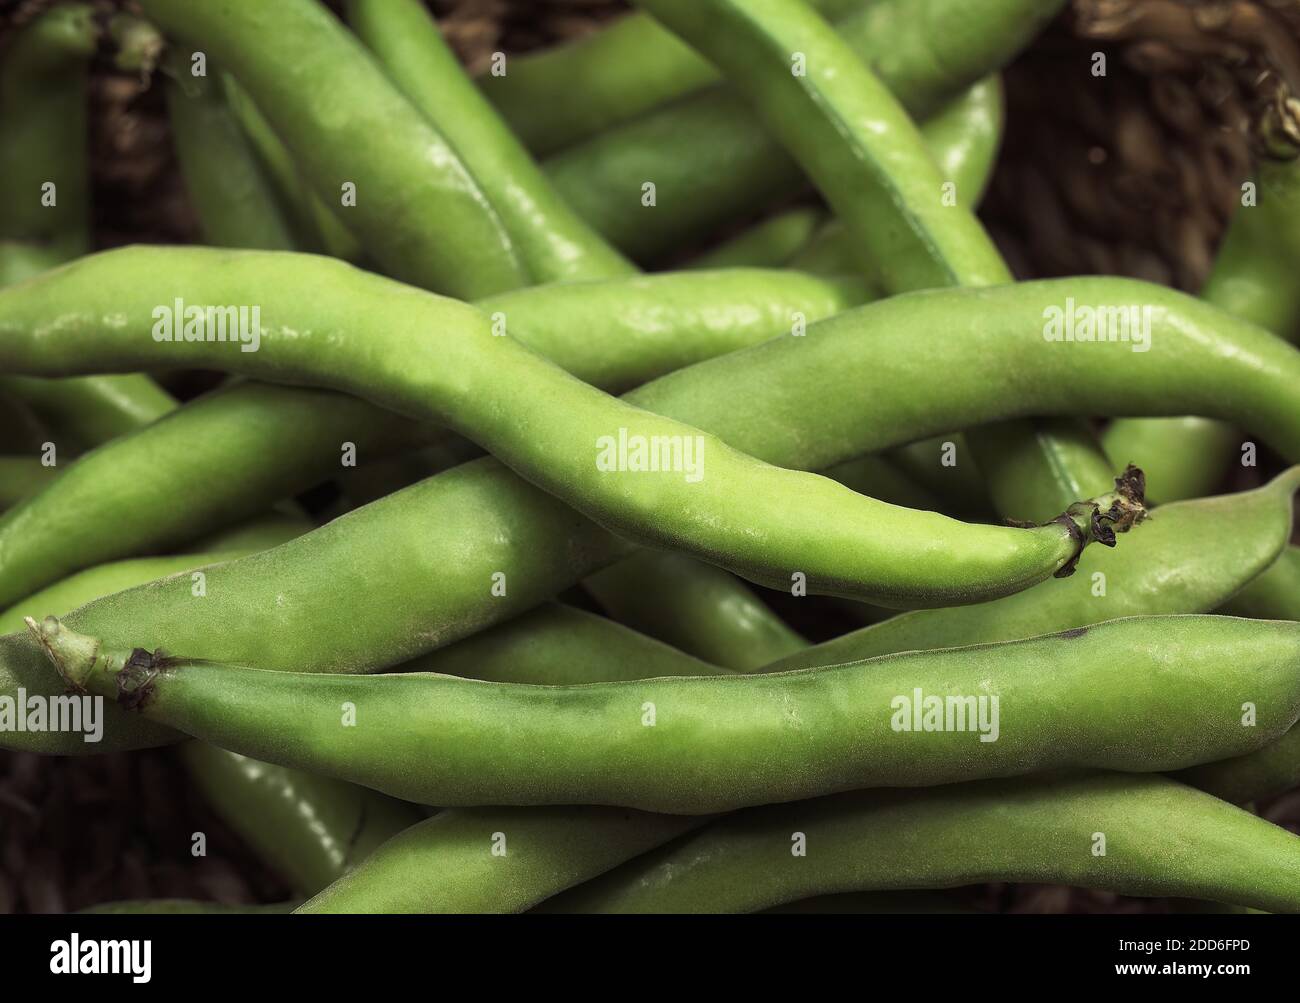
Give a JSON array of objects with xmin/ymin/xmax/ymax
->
[
  {"xmin": 0, "ymin": 264, "xmax": 861, "ymax": 604},
  {"xmin": 479, "ymin": 0, "xmax": 866, "ymax": 156},
  {"xmin": 162, "ymin": 51, "xmax": 297, "ymax": 251},
  {"xmin": 0, "ymin": 455, "xmax": 59, "ymax": 513},
  {"xmin": 686, "ymin": 207, "xmax": 826, "ymax": 271},
  {"xmin": 546, "ymin": 0, "xmax": 1063, "ymax": 260},
  {"xmin": 179, "ymin": 743, "xmax": 421, "ymax": 898},
  {"xmin": 0, "ymin": 5, "xmax": 176, "ymax": 445},
  {"xmin": 403, "ymin": 603, "xmax": 731, "ymax": 682},
  {"xmin": 346, "ymin": 0, "xmax": 634, "ymax": 284},
  {"xmin": 0, "ymin": 2, "xmax": 95, "ymax": 254},
  {"xmin": 582, "ymin": 554, "xmax": 807, "ymax": 671},
  {"xmin": 539, "ymin": 773, "xmax": 1300, "ymax": 914},
  {"xmin": 969, "ymin": 418, "xmax": 1131, "ymax": 524},
  {"xmin": 28, "ymin": 615, "xmax": 1300, "ymax": 814},
  {"xmin": 137, "ymin": 0, "xmax": 526, "ymax": 297},
  {"xmin": 637, "ymin": 0, "xmax": 1007, "ymax": 291},
  {"xmin": 764, "ymin": 469, "xmax": 1300, "ymax": 671},
  {"xmin": 296, "ymin": 807, "xmax": 704, "ymax": 914},
  {"xmin": 1103, "ymin": 156, "xmax": 1300, "ymax": 501},
  {"xmin": 0, "ymin": 375, "xmax": 176, "ymax": 451},
  {"xmin": 790, "ymin": 76, "xmax": 1004, "ymax": 278},
  {"xmin": 1222, "ymin": 546, "xmax": 1300, "ymax": 622},
  {"xmin": 0, "ymin": 248, "xmax": 1132, "ymax": 607}
]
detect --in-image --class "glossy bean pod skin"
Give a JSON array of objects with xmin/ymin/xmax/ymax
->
[
  {"xmin": 764, "ymin": 469, "xmax": 1300, "ymax": 671},
  {"xmin": 17, "ymin": 268, "xmax": 1300, "ymax": 754},
  {"xmin": 539, "ymin": 773, "xmax": 1300, "ymax": 914},
  {"xmin": 1103, "ymin": 156, "xmax": 1300, "ymax": 502},
  {"xmin": 545, "ymin": 0, "xmax": 1063, "ymax": 261},
  {"xmin": 28, "ymin": 615, "xmax": 1300, "ymax": 814},
  {"xmin": 478, "ymin": 0, "xmax": 866, "ymax": 156},
  {"xmin": 345, "ymin": 0, "xmax": 635, "ymax": 284},
  {"xmin": 0, "ymin": 248, "xmax": 1125, "ymax": 608},
  {"xmin": 0, "ymin": 264, "xmax": 863, "ymax": 605},
  {"xmin": 137, "ymin": 0, "xmax": 527, "ymax": 298},
  {"xmin": 296, "ymin": 807, "xmax": 704, "ymax": 915},
  {"xmin": 179, "ymin": 743, "xmax": 422, "ymax": 898},
  {"xmin": 0, "ymin": 4, "xmax": 176, "ymax": 446}
]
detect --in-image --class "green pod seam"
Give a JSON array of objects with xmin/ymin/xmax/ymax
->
[
  {"xmin": 136, "ymin": 0, "xmax": 526, "ymax": 297},
  {"xmin": 28, "ymin": 615, "xmax": 1300, "ymax": 814},
  {"xmin": 0, "ymin": 263, "xmax": 862, "ymax": 605},
  {"xmin": 0, "ymin": 248, "xmax": 1128, "ymax": 607},
  {"xmin": 764, "ymin": 469, "xmax": 1300, "ymax": 671},
  {"xmin": 346, "ymin": 0, "xmax": 635, "ymax": 284},
  {"xmin": 539, "ymin": 772, "xmax": 1300, "ymax": 914}
]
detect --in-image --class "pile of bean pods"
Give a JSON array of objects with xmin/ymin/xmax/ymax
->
[{"xmin": 2, "ymin": 0, "xmax": 1300, "ymax": 916}]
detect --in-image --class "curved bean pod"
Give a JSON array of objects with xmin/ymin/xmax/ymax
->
[
  {"xmin": 346, "ymin": 0, "xmax": 634, "ymax": 284},
  {"xmin": 0, "ymin": 4, "xmax": 176, "ymax": 445},
  {"xmin": 546, "ymin": 0, "xmax": 1062, "ymax": 260},
  {"xmin": 179, "ymin": 743, "xmax": 421, "ymax": 898},
  {"xmin": 637, "ymin": 0, "xmax": 1007, "ymax": 291},
  {"xmin": 0, "ymin": 265, "xmax": 862, "ymax": 604},
  {"xmin": 403, "ymin": 603, "xmax": 731, "ymax": 683},
  {"xmin": 582, "ymin": 554, "xmax": 807, "ymax": 671},
  {"xmin": 1103, "ymin": 156, "xmax": 1300, "ymax": 502},
  {"xmin": 13, "ymin": 270, "xmax": 1300, "ymax": 753},
  {"xmin": 539, "ymin": 773, "xmax": 1300, "ymax": 913},
  {"xmin": 137, "ymin": 0, "xmax": 526, "ymax": 297},
  {"xmin": 296, "ymin": 807, "xmax": 704, "ymax": 914},
  {"xmin": 162, "ymin": 51, "xmax": 297, "ymax": 251},
  {"xmin": 478, "ymin": 0, "xmax": 866, "ymax": 156},
  {"xmin": 28, "ymin": 615, "xmax": 1300, "ymax": 814},
  {"xmin": 686, "ymin": 207, "xmax": 826, "ymax": 271},
  {"xmin": 0, "ymin": 455, "xmax": 58, "ymax": 513},
  {"xmin": 0, "ymin": 248, "xmax": 1124, "ymax": 607},
  {"xmin": 764, "ymin": 469, "xmax": 1300, "ymax": 671},
  {"xmin": 1222, "ymin": 546, "xmax": 1300, "ymax": 622}
]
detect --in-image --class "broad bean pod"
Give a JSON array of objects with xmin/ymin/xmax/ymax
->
[
  {"xmin": 0, "ymin": 248, "xmax": 1132, "ymax": 607},
  {"xmin": 539, "ymin": 772, "xmax": 1300, "ymax": 914},
  {"xmin": 28, "ymin": 615, "xmax": 1300, "ymax": 814},
  {"xmin": 137, "ymin": 0, "xmax": 526, "ymax": 297},
  {"xmin": 0, "ymin": 263, "xmax": 862, "ymax": 605}
]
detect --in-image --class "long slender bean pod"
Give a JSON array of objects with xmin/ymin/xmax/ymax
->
[
  {"xmin": 136, "ymin": 0, "xmax": 526, "ymax": 297},
  {"xmin": 0, "ymin": 455, "xmax": 59, "ymax": 513},
  {"xmin": 346, "ymin": 0, "xmax": 634, "ymax": 284},
  {"xmin": 1104, "ymin": 155, "xmax": 1300, "ymax": 502},
  {"xmin": 0, "ymin": 248, "xmax": 1132, "ymax": 607},
  {"xmin": 635, "ymin": 0, "xmax": 1111, "ymax": 524},
  {"xmin": 479, "ymin": 0, "xmax": 866, "ymax": 156},
  {"xmin": 685, "ymin": 207, "xmax": 826, "ymax": 271},
  {"xmin": 539, "ymin": 773, "xmax": 1300, "ymax": 914},
  {"xmin": 0, "ymin": 4, "xmax": 176, "ymax": 445},
  {"xmin": 546, "ymin": 0, "xmax": 1064, "ymax": 260},
  {"xmin": 296, "ymin": 807, "xmax": 704, "ymax": 914},
  {"xmin": 583, "ymin": 554, "xmax": 807, "ymax": 671},
  {"xmin": 403, "ymin": 603, "xmax": 731, "ymax": 683},
  {"xmin": 162, "ymin": 51, "xmax": 296, "ymax": 251},
  {"xmin": 179, "ymin": 743, "xmax": 422, "ymax": 898},
  {"xmin": 763, "ymin": 469, "xmax": 1300, "ymax": 670},
  {"xmin": 0, "ymin": 264, "xmax": 862, "ymax": 604},
  {"xmin": 28, "ymin": 615, "xmax": 1300, "ymax": 814},
  {"xmin": 12, "ymin": 271, "xmax": 1300, "ymax": 754}
]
